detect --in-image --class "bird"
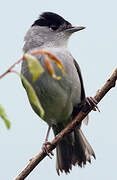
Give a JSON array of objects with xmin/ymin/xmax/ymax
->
[{"xmin": 21, "ymin": 12, "xmax": 96, "ymax": 175}]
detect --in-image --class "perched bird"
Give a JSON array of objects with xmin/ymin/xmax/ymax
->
[{"xmin": 21, "ymin": 12, "xmax": 95, "ymax": 175}]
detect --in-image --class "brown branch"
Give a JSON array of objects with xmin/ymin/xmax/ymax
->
[{"xmin": 14, "ymin": 67, "xmax": 117, "ymax": 180}]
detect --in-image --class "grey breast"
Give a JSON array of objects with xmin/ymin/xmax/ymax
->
[{"xmin": 21, "ymin": 47, "xmax": 81, "ymax": 125}]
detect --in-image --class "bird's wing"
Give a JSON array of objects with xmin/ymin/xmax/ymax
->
[
  {"xmin": 73, "ymin": 59, "xmax": 86, "ymax": 101},
  {"xmin": 72, "ymin": 59, "xmax": 88, "ymax": 125}
]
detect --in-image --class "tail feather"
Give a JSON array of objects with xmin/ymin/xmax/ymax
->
[
  {"xmin": 56, "ymin": 135, "xmax": 73, "ymax": 174},
  {"xmin": 53, "ymin": 125, "xmax": 95, "ymax": 175},
  {"xmin": 78, "ymin": 129, "xmax": 95, "ymax": 159}
]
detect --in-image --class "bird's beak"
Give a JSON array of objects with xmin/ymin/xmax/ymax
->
[{"xmin": 65, "ymin": 26, "xmax": 86, "ymax": 33}]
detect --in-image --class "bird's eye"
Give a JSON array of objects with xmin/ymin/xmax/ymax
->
[{"xmin": 50, "ymin": 25, "xmax": 58, "ymax": 31}]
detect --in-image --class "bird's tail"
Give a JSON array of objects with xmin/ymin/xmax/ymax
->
[{"xmin": 52, "ymin": 124, "xmax": 95, "ymax": 175}]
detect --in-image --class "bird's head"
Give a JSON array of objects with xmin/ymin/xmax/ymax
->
[{"xmin": 23, "ymin": 12, "xmax": 85, "ymax": 52}]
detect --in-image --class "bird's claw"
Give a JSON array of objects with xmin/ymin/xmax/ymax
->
[
  {"xmin": 42, "ymin": 141, "xmax": 54, "ymax": 159},
  {"xmin": 82, "ymin": 96, "xmax": 100, "ymax": 112},
  {"xmin": 85, "ymin": 97, "xmax": 100, "ymax": 112}
]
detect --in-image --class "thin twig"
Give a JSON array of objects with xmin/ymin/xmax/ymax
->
[
  {"xmin": 0, "ymin": 58, "xmax": 23, "ymax": 79},
  {"xmin": 14, "ymin": 67, "xmax": 117, "ymax": 180},
  {"xmin": 0, "ymin": 50, "xmax": 64, "ymax": 80}
]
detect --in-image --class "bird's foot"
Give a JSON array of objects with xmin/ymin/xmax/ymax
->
[
  {"xmin": 83, "ymin": 97, "xmax": 100, "ymax": 112},
  {"xmin": 42, "ymin": 141, "xmax": 54, "ymax": 159}
]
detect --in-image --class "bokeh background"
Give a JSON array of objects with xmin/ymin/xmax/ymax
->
[{"xmin": 0, "ymin": 0, "xmax": 117, "ymax": 179}]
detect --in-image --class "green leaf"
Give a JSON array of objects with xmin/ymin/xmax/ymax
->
[
  {"xmin": 0, "ymin": 105, "xmax": 11, "ymax": 129},
  {"xmin": 20, "ymin": 74, "xmax": 44, "ymax": 118},
  {"xmin": 24, "ymin": 54, "xmax": 44, "ymax": 82}
]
